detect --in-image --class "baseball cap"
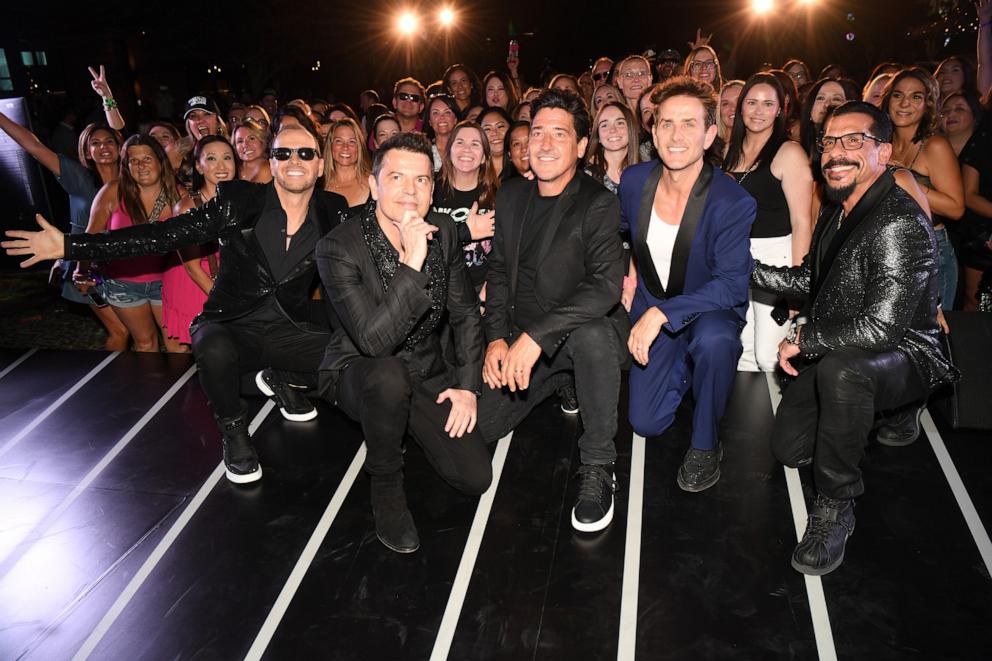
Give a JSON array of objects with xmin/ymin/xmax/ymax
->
[{"xmin": 183, "ymin": 95, "xmax": 220, "ymax": 120}]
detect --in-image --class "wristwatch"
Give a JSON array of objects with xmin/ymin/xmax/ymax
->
[{"xmin": 786, "ymin": 316, "xmax": 808, "ymax": 345}]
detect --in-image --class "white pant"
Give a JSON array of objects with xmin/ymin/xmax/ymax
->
[{"xmin": 738, "ymin": 234, "xmax": 793, "ymax": 372}]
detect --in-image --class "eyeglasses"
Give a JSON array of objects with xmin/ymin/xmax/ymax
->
[
  {"xmin": 620, "ymin": 69, "xmax": 648, "ymax": 79},
  {"xmin": 689, "ymin": 60, "xmax": 716, "ymax": 71},
  {"xmin": 592, "ymin": 71, "xmax": 610, "ymax": 82},
  {"xmin": 271, "ymin": 147, "xmax": 319, "ymax": 161},
  {"xmin": 395, "ymin": 92, "xmax": 423, "ymax": 103},
  {"xmin": 817, "ymin": 132, "xmax": 884, "ymax": 151}
]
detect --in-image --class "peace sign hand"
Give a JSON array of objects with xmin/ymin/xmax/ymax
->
[{"xmin": 88, "ymin": 65, "xmax": 113, "ymax": 100}]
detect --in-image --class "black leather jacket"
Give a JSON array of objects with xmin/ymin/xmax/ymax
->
[
  {"xmin": 65, "ymin": 180, "xmax": 347, "ymax": 334},
  {"xmin": 752, "ymin": 171, "xmax": 957, "ymax": 390}
]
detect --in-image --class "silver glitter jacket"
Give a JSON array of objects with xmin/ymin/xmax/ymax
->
[{"xmin": 752, "ymin": 173, "xmax": 957, "ymax": 390}]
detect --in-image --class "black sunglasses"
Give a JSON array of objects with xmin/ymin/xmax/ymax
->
[
  {"xmin": 271, "ymin": 147, "xmax": 319, "ymax": 161},
  {"xmin": 396, "ymin": 92, "xmax": 423, "ymax": 103},
  {"xmin": 592, "ymin": 71, "xmax": 610, "ymax": 82}
]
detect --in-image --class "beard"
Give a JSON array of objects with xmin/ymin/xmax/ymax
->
[{"xmin": 824, "ymin": 180, "xmax": 856, "ymax": 204}]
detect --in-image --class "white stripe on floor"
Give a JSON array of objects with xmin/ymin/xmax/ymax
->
[
  {"xmin": 766, "ymin": 373, "xmax": 838, "ymax": 661},
  {"xmin": 429, "ymin": 432, "xmax": 513, "ymax": 661},
  {"xmin": 616, "ymin": 432, "xmax": 645, "ymax": 661},
  {"xmin": 72, "ymin": 401, "xmax": 275, "ymax": 661},
  {"xmin": 244, "ymin": 441, "xmax": 368, "ymax": 661},
  {"xmin": 921, "ymin": 410, "xmax": 992, "ymax": 578},
  {"xmin": 0, "ymin": 351, "xmax": 120, "ymax": 460},
  {"xmin": 0, "ymin": 365, "xmax": 198, "ymax": 573},
  {"xmin": 0, "ymin": 347, "xmax": 38, "ymax": 382}
]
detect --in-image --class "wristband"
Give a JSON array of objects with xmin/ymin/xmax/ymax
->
[{"xmin": 102, "ymin": 97, "xmax": 117, "ymax": 110}]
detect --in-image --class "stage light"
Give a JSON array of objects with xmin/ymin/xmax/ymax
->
[
  {"xmin": 439, "ymin": 7, "xmax": 455, "ymax": 27},
  {"xmin": 752, "ymin": 0, "xmax": 774, "ymax": 13},
  {"xmin": 397, "ymin": 11, "xmax": 418, "ymax": 35}
]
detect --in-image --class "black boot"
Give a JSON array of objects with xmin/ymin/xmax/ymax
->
[
  {"xmin": 371, "ymin": 471, "xmax": 419, "ymax": 553},
  {"xmin": 791, "ymin": 495, "xmax": 855, "ymax": 576},
  {"xmin": 216, "ymin": 413, "xmax": 262, "ymax": 484},
  {"xmin": 876, "ymin": 403, "xmax": 925, "ymax": 447}
]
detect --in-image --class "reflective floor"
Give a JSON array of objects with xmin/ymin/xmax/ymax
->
[{"xmin": 0, "ymin": 349, "xmax": 989, "ymax": 660}]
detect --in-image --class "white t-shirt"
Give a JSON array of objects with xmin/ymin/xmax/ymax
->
[{"xmin": 646, "ymin": 207, "xmax": 681, "ymax": 290}]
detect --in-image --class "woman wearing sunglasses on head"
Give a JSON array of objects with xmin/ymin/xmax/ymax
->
[
  {"xmin": 322, "ymin": 118, "xmax": 372, "ymax": 217},
  {"xmin": 233, "ymin": 118, "xmax": 273, "ymax": 184}
]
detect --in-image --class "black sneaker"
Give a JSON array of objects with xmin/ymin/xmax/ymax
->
[
  {"xmin": 571, "ymin": 463, "xmax": 617, "ymax": 532},
  {"xmin": 877, "ymin": 403, "xmax": 925, "ymax": 447},
  {"xmin": 256, "ymin": 369, "xmax": 318, "ymax": 422},
  {"xmin": 791, "ymin": 495, "xmax": 855, "ymax": 576},
  {"xmin": 371, "ymin": 472, "xmax": 420, "ymax": 553},
  {"xmin": 558, "ymin": 383, "xmax": 579, "ymax": 415},
  {"xmin": 217, "ymin": 414, "xmax": 262, "ymax": 484},
  {"xmin": 677, "ymin": 443, "xmax": 723, "ymax": 492}
]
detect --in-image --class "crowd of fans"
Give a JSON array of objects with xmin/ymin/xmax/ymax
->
[{"xmin": 3, "ymin": 7, "xmax": 992, "ymax": 356}]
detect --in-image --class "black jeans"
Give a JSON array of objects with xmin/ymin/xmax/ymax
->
[
  {"xmin": 772, "ymin": 346, "xmax": 928, "ymax": 500},
  {"xmin": 333, "ymin": 356, "xmax": 493, "ymax": 495},
  {"xmin": 477, "ymin": 318, "xmax": 623, "ymax": 465},
  {"xmin": 191, "ymin": 314, "xmax": 330, "ymax": 420}
]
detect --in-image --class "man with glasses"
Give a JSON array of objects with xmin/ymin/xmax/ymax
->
[
  {"xmin": 392, "ymin": 77, "xmax": 426, "ymax": 133},
  {"xmin": 3, "ymin": 126, "xmax": 348, "ymax": 486},
  {"xmin": 616, "ymin": 55, "xmax": 653, "ymax": 112},
  {"xmin": 752, "ymin": 101, "xmax": 957, "ymax": 576}
]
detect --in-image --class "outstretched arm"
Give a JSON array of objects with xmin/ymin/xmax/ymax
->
[
  {"xmin": 0, "ymin": 111, "xmax": 60, "ymax": 175},
  {"xmin": 2, "ymin": 215, "xmax": 66, "ymax": 267}
]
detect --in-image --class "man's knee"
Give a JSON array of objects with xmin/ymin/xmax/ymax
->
[
  {"xmin": 689, "ymin": 323, "xmax": 741, "ymax": 362},
  {"xmin": 629, "ymin": 402, "xmax": 674, "ymax": 438},
  {"xmin": 566, "ymin": 318, "xmax": 617, "ymax": 357},
  {"xmin": 454, "ymin": 460, "xmax": 493, "ymax": 495},
  {"xmin": 363, "ymin": 357, "xmax": 412, "ymax": 404},
  {"xmin": 770, "ymin": 427, "xmax": 813, "ymax": 468},
  {"xmin": 815, "ymin": 348, "xmax": 873, "ymax": 393},
  {"xmin": 192, "ymin": 325, "xmax": 238, "ymax": 368}
]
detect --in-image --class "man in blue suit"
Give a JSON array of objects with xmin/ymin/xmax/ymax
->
[{"xmin": 618, "ymin": 76, "xmax": 755, "ymax": 492}]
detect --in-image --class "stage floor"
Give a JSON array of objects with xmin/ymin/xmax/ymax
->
[{"xmin": 0, "ymin": 348, "xmax": 989, "ymax": 660}]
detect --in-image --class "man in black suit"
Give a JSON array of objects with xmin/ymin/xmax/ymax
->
[
  {"xmin": 315, "ymin": 133, "xmax": 492, "ymax": 554},
  {"xmin": 477, "ymin": 89, "xmax": 629, "ymax": 533},
  {"xmin": 3, "ymin": 126, "xmax": 347, "ymax": 485}
]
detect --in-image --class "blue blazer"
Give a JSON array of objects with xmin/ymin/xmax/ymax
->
[{"xmin": 618, "ymin": 161, "xmax": 756, "ymax": 332}]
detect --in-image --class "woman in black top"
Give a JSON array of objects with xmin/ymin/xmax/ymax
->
[
  {"xmin": 723, "ymin": 73, "xmax": 813, "ymax": 372},
  {"xmin": 432, "ymin": 121, "xmax": 499, "ymax": 295}
]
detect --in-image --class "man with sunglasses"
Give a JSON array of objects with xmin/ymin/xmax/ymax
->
[
  {"xmin": 392, "ymin": 77, "xmax": 426, "ymax": 133},
  {"xmin": 752, "ymin": 101, "xmax": 957, "ymax": 576},
  {"xmin": 656, "ymin": 48, "xmax": 682, "ymax": 81},
  {"xmin": 3, "ymin": 126, "xmax": 348, "ymax": 486},
  {"xmin": 590, "ymin": 57, "xmax": 614, "ymax": 87}
]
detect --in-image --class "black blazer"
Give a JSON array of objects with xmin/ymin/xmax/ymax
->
[
  {"xmin": 315, "ymin": 211, "xmax": 484, "ymax": 400},
  {"xmin": 484, "ymin": 171, "xmax": 630, "ymax": 356},
  {"xmin": 66, "ymin": 180, "xmax": 347, "ymax": 334}
]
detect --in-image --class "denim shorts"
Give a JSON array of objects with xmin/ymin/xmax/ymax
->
[{"xmin": 102, "ymin": 278, "xmax": 163, "ymax": 308}]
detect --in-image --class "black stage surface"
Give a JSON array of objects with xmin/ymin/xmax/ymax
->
[{"xmin": 0, "ymin": 349, "xmax": 989, "ymax": 660}]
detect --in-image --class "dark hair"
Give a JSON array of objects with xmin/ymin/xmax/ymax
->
[
  {"xmin": 650, "ymin": 75, "xmax": 718, "ymax": 128},
  {"xmin": 78, "ymin": 123, "xmax": 123, "ymax": 172},
  {"xmin": 827, "ymin": 100, "xmax": 894, "ymax": 144},
  {"xmin": 371, "ymin": 132, "xmax": 433, "ymax": 179},
  {"xmin": 442, "ymin": 64, "xmax": 482, "ymax": 109},
  {"xmin": 393, "ymin": 76, "xmax": 426, "ymax": 98},
  {"xmin": 146, "ymin": 121, "xmax": 181, "ymax": 142},
  {"xmin": 782, "ymin": 58, "xmax": 811, "ymax": 84},
  {"xmin": 723, "ymin": 73, "xmax": 788, "ymax": 173},
  {"xmin": 766, "ymin": 69, "xmax": 801, "ymax": 124},
  {"xmin": 372, "ymin": 112, "xmax": 401, "ymax": 144},
  {"xmin": 424, "ymin": 94, "xmax": 461, "ymax": 139},
  {"xmin": 325, "ymin": 102, "xmax": 360, "ymax": 123},
  {"xmin": 941, "ymin": 90, "xmax": 984, "ymax": 128},
  {"xmin": 439, "ymin": 121, "xmax": 500, "ymax": 208},
  {"xmin": 800, "ymin": 77, "xmax": 860, "ymax": 153},
  {"xmin": 482, "ymin": 71, "xmax": 519, "ymax": 113},
  {"xmin": 586, "ymin": 101, "xmax": 640, "ymax": 183},
  {"xmin": 817, "ymin": 63, "xmax": 845, "ymax": 79},
  {"xmin": 190, "ymin": 135, "xmax": 239, "ymax": 192},
  {"xmin": 880, "ymin": 67, "xmax": 940, "ymax": 144},
  {"xmin": 119, "ymin": 134, "xmax": 181, "ymax": 224},
  {"xmin": 870, "ymin": 62, "xmax": 903, "ymax": 80},
  {"xmin": 272, "ymin": 105, "xmax": 322, "ymax": 154},
  {"xmin": 934, "ymin": 56, "xmax": 976, "ymax": 98},
  {"xmin": 530, "ymin": 88, "xmax": 591, "ymax": 140}
]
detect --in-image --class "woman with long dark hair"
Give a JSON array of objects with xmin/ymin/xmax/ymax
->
[
  {"xmin": 482, "ymin": 71, "xmax": 518, "ymax": 113},
  {"xmin": 433, "ymin": 121, "xmax": 500, "ymax": 295},
  {"xmin": 723, "ymin": 73, "xmax": 813, "ymax": 372},
  {"xmin": 884, "ymin": 67, "xmax": 966, "ymax": 308},
  {"xmin": 443, "ymin": 64, "xmax": 482, "ymax": 116},
  {"xmin": 0, "ymin": 112, "xmax": 128, "ymax": 349},
  {"xmin": 78, "ymin": 135, "xmax": 182, "ymax": 352},
  {"xmin": 425, "ymin": 95, "xmax": 459, "ymax": 172},
  {"xmin": 585, "ymin": 101, "xmax": 640, "ymax": 194},
  {"xmin": 162, "ymin": 136, "xmax": 237, "ymax": 349},
  {"xmin": 479, "ymin": 106, "xmax": 514, "ymax": 180}
]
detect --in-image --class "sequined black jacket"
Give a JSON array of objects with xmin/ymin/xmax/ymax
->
[
  {"xmin": 65, "ymin": 180, "xmax": 347, "ymax": 334},
  {"xmin": 752, "ymin": 171, "xmax": 957, "ymax": 390}
]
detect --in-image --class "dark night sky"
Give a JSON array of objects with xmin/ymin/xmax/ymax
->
[{"xmin": 1, "ymin": 1, "xmax": 975, "ymax": 109}]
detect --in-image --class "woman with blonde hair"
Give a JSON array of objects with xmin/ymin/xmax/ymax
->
[
  {"xmin": 322, "ymin": 117, "xmax": 372, "ymax": 215},
  {"xmin": 717, "ymin": 80, "xmax": 745, "ymax": 153},
  {"xmin": 233, "ymin": 118, "xmax": 272, "ymax": 184}
]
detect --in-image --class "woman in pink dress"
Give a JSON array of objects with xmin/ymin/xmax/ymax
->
[{"xmin": 161, "ymin": 136, "xmax": 237, "ymax": 348}]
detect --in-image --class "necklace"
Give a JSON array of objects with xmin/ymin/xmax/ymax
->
[
  {"xmin": 837, "ymin": 208, "xmax": 845, "ymax": 230},
  {"xmin": 736, "ymin": 159, "xmax": 759, "ymax": 184}
]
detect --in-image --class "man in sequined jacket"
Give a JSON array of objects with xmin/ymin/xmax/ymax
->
[{"xmin": 752, "ymin": 101, "xmax": 957, "ymax": 576}]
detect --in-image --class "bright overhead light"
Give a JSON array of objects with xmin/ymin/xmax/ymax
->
[
  {"xmin": 753, "ymin": 0, "xmax": 774, "ymax": 13},
  {"xmin": 439, "ymin": 8, "xmax": 455, "ymax": 27},
  {"xmin": 397, "ymin": 11, "xmax": 418, "ymax": 35}
]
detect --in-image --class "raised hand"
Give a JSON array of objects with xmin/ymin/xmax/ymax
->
[
  {"xmin": 2, "ymin": 214, "xmax": 66, "ymax": 268},
  {"xmin": 88, "ymin": 65, "xmax": 113, "ymax": 100},
  {"xmin": 395, "ymin": 209, "xmax": 439, "ymax": 272},
  {"xmin": 687, "ymin": 28, "xmax": 712, "ymax": 51}
]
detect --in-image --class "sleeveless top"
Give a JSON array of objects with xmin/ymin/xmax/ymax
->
[
  {"xmin": 732, "ymin": 157, "xmax": 792, "ymax": 238},
  {"xmin": 102, "ymin": 197, "xmax": 168, "ymax": 282}
]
